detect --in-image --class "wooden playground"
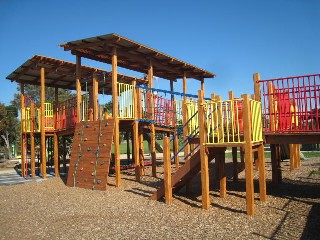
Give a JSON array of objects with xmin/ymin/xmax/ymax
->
[{"xmin": 5, "ymin": 33, "xmax": 320, "ymax": 215}]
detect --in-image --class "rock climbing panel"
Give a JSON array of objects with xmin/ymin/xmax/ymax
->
[{"xmin": 66, "ymin": 119, "xmax": 115, "ymax": 190}]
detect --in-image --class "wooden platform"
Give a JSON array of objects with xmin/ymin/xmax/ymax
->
[{"xmin": 66, "ymin": 119, "xmax": 115, "ymax": 190}]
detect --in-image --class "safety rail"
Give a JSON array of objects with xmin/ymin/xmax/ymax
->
[
  {"xmin": 21, "ymin": 101, "xmax": 54, "ymax": 132},
  {"xmin": 259, "ymin": 74, "xmax": 320, "ymax": 133},
  {"xmin": 205, "ymin": 98, "xmax": 263, "ymax": 145},
  {"xmin": 118, "ymin": 82, "xmax": 134, "ymax": 119},
  {"xmin": 55, "ymin": 96, "xmax": 77, "ymax": 130}
]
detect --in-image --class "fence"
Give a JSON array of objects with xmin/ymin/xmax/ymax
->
[{"xmin": 259, "ymin": 74, "xmax": 320, "ymax": 133}]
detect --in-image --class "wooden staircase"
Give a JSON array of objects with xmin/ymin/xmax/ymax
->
[
  {"xmin": 150, "ymin": 148, "xmax": 217, "ymax": 200},
  {"xmin": 66, "ymin": 119, "xmax": 115, "ymax": 191}
]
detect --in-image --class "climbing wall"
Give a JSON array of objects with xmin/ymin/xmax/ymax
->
[{"xmin": 66, "ymin": 119, "xmax": 115, "ymax": 190}]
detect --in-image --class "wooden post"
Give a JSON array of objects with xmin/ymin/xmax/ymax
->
[
  {"xmin": 62, "ymin": 136, "xmax": 67, "ymax": 173},
  {"xmin": 242, "ymin": 94, "xmax": 254, "ymax": 215},
  {"xmin": 232, "ymin": 147, "xmax": 238, "ymax": 182},
  {"xmin": 112, "ymin": 47, "xmax": 121, "ymax": 187},
  {"xmin": 258, "ymin": 144, "xmax": 266, "ymax": 202},
  {"xmin": 182, "ymin": 72, "xmax": 190, "ymax": 161},
  {"xmin": 170, "ymin": 80, "xmax": 179, "ymax": 168},
  {"xmin": 253, "ymin": 73, "xmax": 261, "ymax": 102},
  {"xmin": 201, "ymin": 78, "xmax": 205, "ymax": 91},
  {"xmin": 289, "ymin": 144, "xmax": 295, "ymax": 171},
  {"xmin": 198, "ymin": 90, "xmax": 210, "ymax": 209},
  {"xmin": 296, "ymin": 144, "xmax": 301, "ymax": 167},
  {"xmin": 267, "ymin": 82, "xmax": 276, "ymax": 132},
  {"xmin": 133, "ymin": 86, "xmax": 140, "ymax": 181},
  {"xmin": 163, "ymin": 136, "xmax": 172, "ymax": 204},
  {"xmin": 76, "ymin": 55, "xmax": 82, "ymax": 122},
  {"xmin": 92, "ymin": 72, "xmax": 99, "ymax": 120},
  {"xmin": 219, "ymin": 148, "xmax": 227, "ymax": 198},
  {"xmin": 54, "ymin": 133, "xmax": 59, "ymax": 176},
  {"xmin": 126, "ymin": 131, "xmax": 130, "ymax": 161},
  {"xmin": 148, "ymin": 59, "xmax": 157, "ymax": 177},
  {"xmin": 30, "ymin": 102, "xmax": 36, "ymax": 178},
  {"xmin": 20, "ymin": 84, "xmax": 25, "ymax": 177},
  {"xmin": 271, "ymin": 144, "xmax": 282, "ymax": 183},
  {"xmin": 40, "ymin": 67, "xmax": 46, "ymax": 179},
  {"xmin": 229, "ymin": 91, "xmax": 238, "ymax": 181},
  {"xmin": 54, "ymin": 87, "xmax": 59, "ymax": 176}
]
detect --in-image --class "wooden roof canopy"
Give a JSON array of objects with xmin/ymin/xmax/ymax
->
[
  {"xmin": 60, "ymin": 33, "xmax": 216, "ymax": 81},
  {"xmin": 6, "ymin": 55, "xmax": 146, "ymax": 94}
]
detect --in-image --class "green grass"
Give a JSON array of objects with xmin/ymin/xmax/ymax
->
[{"xmin": 308, "ymin": 170, "xmax": 320, "ymax": 176}]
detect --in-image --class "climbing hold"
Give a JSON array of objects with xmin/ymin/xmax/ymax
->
[
  {"xmin": 78, "ymin": 143, "xmax": 81, "ymax": 147},
  {"xmin": 77, "ymin": 131, "xmax": 81, "ymax": 135},
  {"xmin": 78, "ymin": 153, "xmax": 82, "ymax": 157},
  {"xmin": 100, "ymin": 161, "xmax": 105, "ymax": 165},
  {"xmin": 84, "ymin": 138, "xmax": 88, "ymax": 141},
  {"xmin": 87, "ymin": 147, "xmax": 92, "ymax": 151},
  {"xmin": 80, "ymin": 167, "xmax": 83, "ymax": 171},
  {"xmin": 100, "ymin": 133, "xmax": 103, "ymax": 137},
  {"xmin": 72, "ymin": 173, "xmax": 75, "ymax": 177},
  {"xmin": 103, "ymin": 143, "xmax": 106, "ymax": 147},
  {"xmin": 97, "ymin": 179, "xmax": 102, "ymax": 184},
  {"xmin": 90, "ymin": 161, "xmax": 94, "ymax": 164},
  {"xmin": 86, "ymin": 124, "xmax": 90, "ymax": 128},
  {"xmin": 91, "ymin": 172, "xmax": 94, "ymax": 176},
  {"xmin": 75, "ymin": 163, "xmax": 78, "ymax": 167},
  {"xmin": 105, "ymin": 122, "xmax": 109, "ymax": 126}
]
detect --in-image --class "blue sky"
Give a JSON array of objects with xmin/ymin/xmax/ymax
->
[{"xmin": 0, "ymin": 0, "xmax": 319, "ymax": 105}]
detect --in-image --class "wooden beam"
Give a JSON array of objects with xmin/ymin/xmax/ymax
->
[
  {"xmin": 133, "ymin": 86, "xmax": 141, "ymax": 181},
  {"xmin": 253, "ymin": 73, "xmax": 261, "ymax": 102},
  {"xmin": 30, "ymin": 102, "xmax": 36, "ymax": 178},
  {"xmin": 271, "ymin": 144, "xmax": 282, "ymax": 183},
  {"xmin": 62, "ymin": 37, "xmax": 121, "ymax": 51},
  {"xmin": 163, "ymin": 136, "xmax": 173, "ymax": 204},
  {"xmin": 40, "ymin": 67, "xmax": 46, "ymax": 179},
  {"xmin": 148, "ymin": 59, "xmax": 157, "ymax": 178},
  {"xmin": 92, "ymin": 73, "xmax": 99, "ymax": 120},
  {"xmin": 242, "ymin": 94, "xmax": 254, "ymax": 215},
  {"xmin": 258, "ymin": 144, "xmax": 266, "ymax": 202},
  {"xmin": 54, "ymin": 132, "xmax": 59, "ymax": 176},
  {"xmin": 20, "ymin": 84, "xmax": 25, "ymax": 177},
  {"xmin": 112, "ymin": 47, "xmax": 121, "ymax": 187},
  {"xmin": 267, "ymin": 82, "xmax": 276, "ymax": 132},
  {"xmin": 218, "ymin": 148, "xmax": 227, "ymax": 198},
  {"xmin": 198, "ymin": 90, "xmax": 210, "ymax": 209},
  {"xmin": 76, "ymin": 55, "xmax": 82, "ymax": 122}
]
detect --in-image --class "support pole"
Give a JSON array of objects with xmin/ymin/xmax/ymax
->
[
  {"xmin": 92, "ymin": 72, "xmax": 99, "ymax": 120},
  {"xmin": 242, "ymin": 94, "xmax": 254, "ymax": 215},
  {"xmin": 198, "ymin": 90, "xmax": 210, "ymax": 210},
  {"xmin": 148, "ymin": 59, "xmax": 157, "ymax": 177},
  {"xmin": 20, "ymin": 84, "xmax": 25, "ymax": 177},
  {"xmin": 112, "ymin": 47, "xmax": 121, "ymax": 187},
  {"xmin": 170, "ymin": 80, "xmax": 179, "ymax": 168},
  {"xmin": 232, "ymin": 147, "xmax": 238, "ymax": 182},
  {"xmin": 219, "ymin": 148, "xmax": 227, "ymax": 198},
  {"xmin": 133, "ymin": 86, "xmax": 140, "ymax": 181},
  {"xmin": 54, "ymin": 133, "xmax": 59, "ymax": 176},
  {"xmin": 40, "ymin": 67, "xmax": 46, "ymax": 179},
  {"xmin": 258, "ymin": 144, "xmax": 266, "ymax": 202},
  {"xmin": 30, "ymin": 102, "xmax": 36, "ymax": 178},
  {"xmin": 62, "ymin": 136, "xmax": 67, "ymax": 173},
  {"xmin": 76, "ymin": 56, "xmax": 82, "ymax": 122},
  {"xmin": 163, "ymin": 136, "xmax": 172, "ymax": 204},
  {"xmin": 271, "ymin": 144, "xmax": 282, "ymax": 183},
  {"xmin": 253, "ymin": 73, "xmax": 261, "ymax": 102}
]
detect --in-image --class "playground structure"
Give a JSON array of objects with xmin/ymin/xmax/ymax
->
[
  {"xmin": 253, "ymin": 73, "xmax": 320, "ymax": 183},
  {"xmin": 8, "ymin": 33, "xmax": 319, "ymax": 215}
]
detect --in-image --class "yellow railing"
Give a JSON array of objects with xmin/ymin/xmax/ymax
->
[
  {"xmin": 204, "ymin": 98, "xmax": 263, "ymax": 145},
  {"xmin": 44, "ymin": 103, "xmax": 54, "ymax": 130},
  {"xmin": 118, "ymin": 82, "xmax": 134, "ymax": 119},
  {"xmin": 21, "ymin": 103, "xmax": 53, "ymax": 132},
  {"xmin": 250, "ymin": 99, "xmax": 263, "ymax": 143},
  {"xmin": 185, "ymin": 99, "xmax": 199, "ymax": 136},
  {"xmin": 80, "ymin": 94, "xmax": 89, "ymax": 121}
]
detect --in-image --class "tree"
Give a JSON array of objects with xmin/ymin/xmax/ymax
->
[{"xmin": 0, "ymin": 103, "xmax": 19, "ymax": 159}]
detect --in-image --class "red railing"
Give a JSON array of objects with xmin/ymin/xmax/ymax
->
[
  {"xmin": 140, "ymin": 91, "xmax": 177, "ymax": 127},
  {"xmin": 259, "ymin": 74, "xmax": 320, "ymax": 133},
  {"xmin": 55, "ymin": 97, "xmax": 77, "ymax": 130}
]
